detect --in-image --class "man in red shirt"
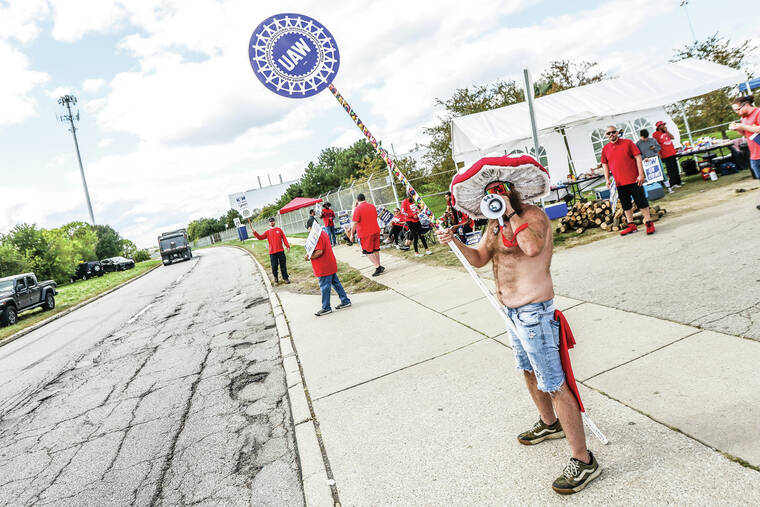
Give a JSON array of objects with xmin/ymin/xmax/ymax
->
[
  {"xmin": 306, "ymin": 229, "xmax": 351, "ymax": 316},
  {"xmin": 652, "ymin": 121, "xmax": 682, "ymax": 187},
  {"xmin": 320, "ymin": 202, "xmax": 337, "ymax": 246},
  {"xmin": 730, "ymin": 96, "xmax": 760, "ymax": 182},
  {"xmin": 252, "ymin": 217, "xmax": 291, "ymax": 284},
  {"xmin": 601, "ymin": 126, "xmax": 655, "ymax": 235},
  {"xmin": 350, "ymin": 193, "xmax": 385, "ymax": 276}
]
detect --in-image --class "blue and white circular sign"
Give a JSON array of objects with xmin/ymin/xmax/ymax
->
[{"xmin": 249, "ymin": 13, "xmax": 340, "ymax": 98}]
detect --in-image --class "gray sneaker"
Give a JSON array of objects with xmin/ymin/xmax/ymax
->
[
  {"xmin": 336, "ymin": 302, "xmax": 352, "ymax": 310},
  {"xmin": 314, "ymin": 308, "xmax": 332, "ymax": 317},
  {"xmin": 517, "ymin": 418, "xmax": 564, "ymax": 445},
  {"xmin": 552, "ymin": 451, "xmax": 601, "ymax": 494}
]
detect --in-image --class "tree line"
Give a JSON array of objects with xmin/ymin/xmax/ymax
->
[
  {"xmin": 245, "ymin": 34, "xmax": 755, "ymax": 220},
  {"xmin": 0, "ymin": 222, "xmax": 150, "ymax": 284},
  {"xmin": 186, "ymin": 209, "xmax": 243, "ymax": 241}
]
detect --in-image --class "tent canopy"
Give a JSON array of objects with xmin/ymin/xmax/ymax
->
[
  {"xmin": 452, "ymin": 58, "xmax": 748, "ymax": 159},
  {"xmin": 278, "ymin": 197, "xmax": 323, "ymax": 215}
]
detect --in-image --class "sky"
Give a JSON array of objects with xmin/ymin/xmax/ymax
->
[{"xmin": 1, "ymin": 0, "xmax": 757, "ymax": 248}]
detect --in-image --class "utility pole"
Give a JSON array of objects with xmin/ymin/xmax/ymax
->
[{"xmin": 57, "ymin": 94, "xmax": 95, "ymax": 224}]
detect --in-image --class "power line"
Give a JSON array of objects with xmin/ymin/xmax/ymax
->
[{"xmin": 57, "ymin": 94, "xmax": 96, "ymax": 225}]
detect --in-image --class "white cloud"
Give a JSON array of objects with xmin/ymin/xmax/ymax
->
[
  {"xmin": 82, "ymin": 78, "xmax": 106, "ymax": 93},
  {"xmin": 0, "ymin": 0, "xmax": 49, "ymax": 43},
  {"xmin": 0, "ymin": 42, "xmax": 49, "ymax": 126},
  {"xmin": 98, "ymin": 138, "xmax": 113, "ymax": 148}
]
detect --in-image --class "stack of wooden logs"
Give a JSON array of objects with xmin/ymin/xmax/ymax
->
[{"xmin": 555, "ymin": 199, "xmax": 667, "ymax": 235}]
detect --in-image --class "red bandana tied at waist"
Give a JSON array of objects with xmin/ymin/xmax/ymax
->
[{"xmin": 554, "ymin": 309, "xmax": 584, "ymax": 412}]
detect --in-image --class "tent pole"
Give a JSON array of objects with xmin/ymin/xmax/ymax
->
[
  {"xmin": 560, "ymin": 127, "xmax": 577, "ymax": 180},
  {"xmin": 522, "ymin": 69, "xmax": 541, "ymax": 166},
  {"xmin": 678, "ymin": 101, "xmax": 694, "ymax": 145}
]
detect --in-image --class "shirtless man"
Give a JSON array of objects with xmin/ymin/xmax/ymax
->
[{"xmin": 437, "ymin": 180, "xmax": 601, "ymax": 495}]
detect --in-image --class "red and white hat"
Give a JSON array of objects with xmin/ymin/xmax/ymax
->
[{"xmin": 449, "ymin": 155, "xmax": 550, "ymax": 219}]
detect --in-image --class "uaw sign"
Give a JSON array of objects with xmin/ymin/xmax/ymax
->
[{"xmin": 249, "ymin": 13, "xmax": 340, "ymax": 98}]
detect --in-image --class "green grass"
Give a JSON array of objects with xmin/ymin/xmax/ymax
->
[
  {"xmin": 0, "ymin": 260, "xmax": 161, "ymax": 342},
  {"xmin": 211, "ymin": 240, "xmax": 386, "ymax": 295}
]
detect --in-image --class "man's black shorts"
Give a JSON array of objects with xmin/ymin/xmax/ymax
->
[{"xmin": 617, "ymin": 183, "xmax": 649, "ymax": 211}]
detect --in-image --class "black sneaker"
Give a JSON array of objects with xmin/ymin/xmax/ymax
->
[
  {"xmin": 283, "ymin": 278, "xmax": 291, "ymax": 284},
  {"xmin": 552, "ymin": 451, "xmax": 601, "ymax": 495},
  {"xmin": 372, "ymin": 267, "xmax": 384, "ymax": 277},
  {"xmin": 517, "ymin": 418, "xmax": 564, "ymax": 445},
  {"xmin": 314, "ymin": 308, "xmax": 332, "ymax": 317},
  {"xmin": 336, "ymin": 302, "xmax": 352, "ymax": 310}
]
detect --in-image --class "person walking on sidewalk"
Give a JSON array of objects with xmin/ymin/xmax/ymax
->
[
  {"xmin": 602, "ymin": 126, "xmax": 656, "ymax": 235},
  {"xmin": 730, "ymin": 96, "xmax": 760, "ymax": 181},
  {"xmin": 252, "ymin": 217, "xmax": 291, "ymax": 284},
  {"xmin": 440, "ymin": 155, "xmax": 601, "ymax": 495},
  {"xmin": 306, "ymin": 228, "xmax": 351, "ymax": 316},
  {"xmin": 321, "ymin": 202, "xmax": 337, "ymax": 245},
  {"xmin": 401, "ymin": 192, "xmax": 432, "ymax": 257},
  {"xmin": 652, "ymin": 121, "xmax": 682, "ymax": 187},
  {"xmin": 350, "ymin": 193, "xmax": 385, "ymax": 276}
]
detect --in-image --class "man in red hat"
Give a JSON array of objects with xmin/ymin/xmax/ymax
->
[
  {"xmin": 601, "ymin": 126, "xmax": 656, "ymax": 235},
  {"xmin": 439, "ymin": 155, "xmax": 601, "ymax": 495},
  {"xmin": 652, "ymin": 121, "xmax": 682, "ymax": 187}
]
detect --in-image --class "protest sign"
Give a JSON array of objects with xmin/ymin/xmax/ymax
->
[
  {"xmin": 304, "ymin": 222, "xmax": 323, "ymax": 259},
  {"xmin": 643, "ymin": 157, "xmax": 664, "ymax": 184}
]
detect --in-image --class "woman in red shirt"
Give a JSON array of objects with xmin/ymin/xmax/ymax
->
[
  {"xmin": 653, "ymin": 121, "xmax": 682, "ymax": 187},
  {"xmin": 730, "ymin": 96, "xmax": 760, "ymax": 180},
  {"xmin": 401, "ymin": 193, "xmax": 431, "ymax": 257}
]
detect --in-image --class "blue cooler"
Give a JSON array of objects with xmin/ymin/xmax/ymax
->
[
  {"xmin": 544, "ymin": 202, "xmax": 568, "ymax": 220},
  {"xmin": 594, "ymin": 186, "xmax": 610, "ymax": 200},
  {"xmin": 643, "ymin": 183, "xmax": 664, "ymax": 201}
]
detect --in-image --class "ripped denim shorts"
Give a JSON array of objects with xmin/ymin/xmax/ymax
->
[{"xmin": 503, "ymin": 299, "xmax": 565, "ymax": 393}]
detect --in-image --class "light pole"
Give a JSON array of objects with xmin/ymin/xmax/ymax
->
[
  {"xmin": 57, "ymin": 94, "xmax": 96, "ymax": 225},
  {"xmin": 680, "ymin": 1, "xmax": 697, "ymax": 42}
]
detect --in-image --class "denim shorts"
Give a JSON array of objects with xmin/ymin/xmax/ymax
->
[{"xmin": 503, "ymin": 299, "xmax": 565, "ymax": 393}]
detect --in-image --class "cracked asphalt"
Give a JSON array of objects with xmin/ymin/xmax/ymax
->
[{"xmin": 0, "ymin": 247, "xmax": 304, "ymax": 506}]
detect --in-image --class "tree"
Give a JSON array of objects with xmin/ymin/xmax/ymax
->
[
  {"xmin": 59, "ymin": 221, "xmax": 98, "ymax": 262},
  {"xmin": 93, "ymin": 225, "xmax": 122, "ymax": 259},
  {"xmin": 537, "ymin": 60, "xmax": 608, "ymax": 96},
  {"xmin": 671, "ymin": 33, "xmax": 758, "ymax": 132},
  {"xmin": 119, "ymin": 239, "xmax": 138, "ymax": 259},
  {"xmin": 0, "ymin": 243, "xmax": 30, "ymax": 278},
  {"xmin": 221, "ymin": 209, "xmax": 242, "ymax": 229},
  {"xmin": 133, "ymin": 249, "xmax": 151, "ymax": 262}
]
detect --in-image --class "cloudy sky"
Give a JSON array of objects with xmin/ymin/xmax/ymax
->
[{"xmin": 1, "ymin": 0, "xmax": 757, "ymax": 247}]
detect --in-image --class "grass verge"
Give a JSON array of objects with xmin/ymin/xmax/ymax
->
[
  {"xmin": 0, "ymin": 260, "xmax": 161, "ymax": 342},
  {"xmin": 214, "ymin": 240, "xmax": 385, "ymax": 296}
]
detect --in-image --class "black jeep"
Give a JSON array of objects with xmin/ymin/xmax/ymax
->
[{"xmin": 0, "ymin": 273, "xmax": 58, "ymax": 327}]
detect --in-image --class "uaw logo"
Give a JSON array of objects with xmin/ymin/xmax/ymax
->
[{"xmin": 249, "ymin": 13, "xmax": 340, "ymax": 98}]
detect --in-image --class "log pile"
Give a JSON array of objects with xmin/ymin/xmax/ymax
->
[{"xmin": 555, "ymin": 199, "xmax": 667, "ymax": 235}]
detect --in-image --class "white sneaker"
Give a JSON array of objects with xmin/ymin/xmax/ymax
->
[
  {"xmin": 360, "ymin": 253, "xmax": 366, "ymax": 257},
  {"xmin": 425, "ymin": 250, "xmax": 433, "ymax": 255},
  {"xmin": 415, "ymin": 253, "xmax": 424, "ymax": 257}
]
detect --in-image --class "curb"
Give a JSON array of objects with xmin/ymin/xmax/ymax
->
[
  {"xmin": 0, "ymin": 264, "xmax": 162, "ymax": 349},
  {"xmin": 233, "ymin": 246, "xmax": 337, "ymax": 507}
]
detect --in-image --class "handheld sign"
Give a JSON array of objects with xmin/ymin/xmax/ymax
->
[
  {"xmin": 304, "ymin": 222, "xmax": 323, "ymax": 259},
  {"xmin": 643, "ymin": 157, "xmax": 664, "ymax": 184},
  {"xmin": 249, "ymin": 13, "xmax": 339, "ymax": 98}
]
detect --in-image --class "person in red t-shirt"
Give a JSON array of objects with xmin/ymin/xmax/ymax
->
[
  {"xmin": 730, "ymin": 95, "xmax": 760, "ymax": 183},
  {"xmin": 601, "ymin": 126, "xmax": 655, "ymax": 236},
  {"xmin": 320, "ymin": 202, "xmax": 337, "ymax": 246},
  {"xmin": 388, "ymin": 207, "xmax": 407, "ymax": 248},
  {"xmin": 306, "ymin": 229, "xmax": 351, "ymax": 316},
  {"xmin": 652, "ymin": 121, "xmax": 682, "ymax": 187},
  {"xmin": 401, "ymin": 192, "xmax": 431, "ymax": 256},
  {"xmin": 252, "ymin": 217, "xmax": 291, "ymax": 284},
  {"xmin": 349, "ymin": 193, "xmax": 385, "ymax": 276}
]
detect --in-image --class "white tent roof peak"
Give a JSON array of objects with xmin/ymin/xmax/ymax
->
[{"xmin": 452, "ymin": 58, "xmax": 747, "ymax": 157}]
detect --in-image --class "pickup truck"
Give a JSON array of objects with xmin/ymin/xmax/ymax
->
[{"xmin": 0, "ymin": 273, "xmax": 58, "ymax": 327}]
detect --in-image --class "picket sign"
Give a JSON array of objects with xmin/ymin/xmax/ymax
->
[{"xmin": 304, "ymin": 222, "xmax": 323, "ymax": 259}]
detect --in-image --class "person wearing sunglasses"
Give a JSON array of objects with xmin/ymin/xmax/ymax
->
[
  {"xmin": 601, "ymin": 126, "xmax": 656, "ymax": 235},
  {"xmin": 730, "ymin": 96, "xmax": 760, "ymax": 181}
]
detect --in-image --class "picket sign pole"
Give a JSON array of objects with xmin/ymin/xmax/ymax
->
[{"xmin": 327, "ymin": 83, "xmax": 607, "ymax": 444}]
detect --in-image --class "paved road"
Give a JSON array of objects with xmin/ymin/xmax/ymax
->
[
  {"xmin": 0, "ymin": 247, "xmax": 303, "ymax": 506},
  {"xmin": 552, "ymin": 191, "xmax": 760, "ymax": 340}
]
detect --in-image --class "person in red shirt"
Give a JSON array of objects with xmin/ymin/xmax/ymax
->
[
  {"xmin": 601, "ymin": 126, "xmax": 655, "ymax": 236},
  {"xmin": 652, "ymin": 121, "xmax": 682, "ymax": 187},
  {"xmin": 388, "ymin": 207, "xmax": 407, "ymax": 248},
  {"xmin": 349, "ymin": 193, "xmax": 385, "ymax": 276},
  {"xmin": 306, "ymin": 229, "xmax": 351, "ymax": 316},
  {"xmin": 401, "ymin": 191, "xmax": 432, "ymax": 257},
  {"xmin": 252, "ymin": 217, "xmax": 291, "ymax": 284},
  {"xmin": 320, "ymin": 202, "xmax": 337, "ymax": 246},
  {"xmin": 730, "ymin": 95, "xmax": 760, "ymax": 183}
]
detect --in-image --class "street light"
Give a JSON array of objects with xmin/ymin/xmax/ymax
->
[{"xmin": 57, "ymin": 94, "xmax": 96, "ymax": 224}]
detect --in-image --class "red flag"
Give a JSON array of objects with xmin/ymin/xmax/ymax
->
[{"xmin": 554, "ymin": 310, "xmax": 584, "ymax": 412}]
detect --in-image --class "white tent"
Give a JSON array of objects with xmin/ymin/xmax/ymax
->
[{"xmin": 451, "ymin": 58, "xmax": 748, "ymax": 185}]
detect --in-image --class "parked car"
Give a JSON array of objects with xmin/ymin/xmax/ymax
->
[
  {"xmin": 0, "ymin": 273, "xmax": 57, "ymax": 327},
  {"xmin": 100, "ymin": 256, "xmax": 136, "ymax": 272},
  {"xmin": 72, "ymin": 261, "xmax": 104, "ymax": 281}
]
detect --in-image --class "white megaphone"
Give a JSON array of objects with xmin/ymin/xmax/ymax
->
[{"xmin": 480, "ymin": 193, "xmax": 507, "ymax": 227}]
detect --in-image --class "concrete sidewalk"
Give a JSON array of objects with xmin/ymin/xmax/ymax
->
[{"xmin": 279, "ymin": 238, "xmax": 759, "ymax": 505}]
